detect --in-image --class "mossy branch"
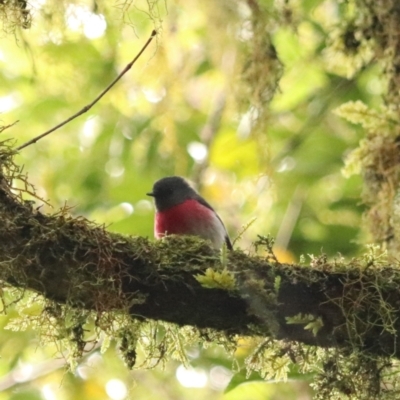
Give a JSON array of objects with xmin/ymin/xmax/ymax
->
[{"xmin": 0, "ymin": 147, "xmax": 399, "ymax": 360}]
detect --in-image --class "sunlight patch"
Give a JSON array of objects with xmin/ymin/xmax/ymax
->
[
  {"xmin": 105, "ymin": 379, "xmax": 128, "ymax": 400},
  {"xmin": 176, "ymin": 364, "xmax": 208, "ymax": 388},
  {"xmin": 65, "ymin": 4, "xmax": 107, "ymax": 39}
]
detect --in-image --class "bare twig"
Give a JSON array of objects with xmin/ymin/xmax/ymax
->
[
  {"xmin": 16, "ymin": 30, "xmax": 157, "ymax": 151},
  {"xmin": 0, "ymin": 342, "xmax": 101, "ymax": 392},
  {"xmin": 0, "ymin": 120, "xmax": 19, "ymax": 134}
]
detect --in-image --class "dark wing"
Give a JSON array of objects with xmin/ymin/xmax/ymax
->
[
  {"xmin": 224, "ymin": 234, "xmax": 233, "ymax": 251},
  {"xmin": 194, "ymin": 194, "xmax": 233, "ymax": 250}
]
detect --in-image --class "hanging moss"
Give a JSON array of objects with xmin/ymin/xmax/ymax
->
[
  {"xmin": 2, "ymin": 137, "xmax": 400, "ymax": 398},
  {"xmin": 3, "ymin": 0, "xmax": 400, "ymax": 398}
]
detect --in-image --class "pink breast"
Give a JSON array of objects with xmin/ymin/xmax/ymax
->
[
  {"xmin": 154, "ymin": 199, "xmax": 227, "ymax": 249},
  {"xmin": 155, "ymin": 199, "xmax": 213, "ymax": 238}
]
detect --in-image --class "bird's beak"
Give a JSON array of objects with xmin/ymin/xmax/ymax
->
[{"xmin": 146, "ymin": 192, "xmax": 154, "ymax": 197}]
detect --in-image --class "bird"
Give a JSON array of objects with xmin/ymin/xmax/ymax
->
[{"xmin": 147, "ymin": 176, "xmax": 232, "ymax": 250}]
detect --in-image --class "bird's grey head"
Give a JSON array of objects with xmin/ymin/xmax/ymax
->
[{"xmin": 147, "ymin": 176, "xmax": 196, "ymax": 211}]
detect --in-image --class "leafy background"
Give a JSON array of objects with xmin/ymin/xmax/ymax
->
[{"xmin": 0, "ymin": 0, "xmax": 380, "ymax": 398}]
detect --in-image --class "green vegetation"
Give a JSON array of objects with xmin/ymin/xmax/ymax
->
[{"xmin": 1, "ymin": 0, "xmax": 400, "ymax": 399}]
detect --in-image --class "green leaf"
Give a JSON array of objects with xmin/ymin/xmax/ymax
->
[{"xmin": 224, "ymin": 369, "xmax": 263, "ymax": 393}]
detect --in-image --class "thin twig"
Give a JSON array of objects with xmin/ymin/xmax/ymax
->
[
  {"xmin": 16, "ymin": 30, "xmax": 157, "ymax": 151},
  {"xmin": 0, "ymin": 342, "xmax": 101, "ymax": 392},
  {"xmin": 0, "ymin": 120, "xmax": 19, "ymax": 134}
]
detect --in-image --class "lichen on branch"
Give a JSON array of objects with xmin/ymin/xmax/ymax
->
[{"xmin": 1, "ymin": 141, "xmax": 400, "ymax": 397}]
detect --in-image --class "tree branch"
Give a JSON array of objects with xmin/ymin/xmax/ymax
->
[
  {"xmin": 0, "ymin": 155, "xmax": 399, "ymax": 360},
  {"xmin": 16, "ymin": 30, "xmax": 157, "ymax": 151}
]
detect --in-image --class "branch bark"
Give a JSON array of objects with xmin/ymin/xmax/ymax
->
[{"xmin": 0, "ymin": 151, "xmax": 399, "ymax": 359}]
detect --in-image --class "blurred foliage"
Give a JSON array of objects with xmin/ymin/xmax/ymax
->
[{"xmin": 0, "ymin": 0, "xmax": 393, "ymax": 398}]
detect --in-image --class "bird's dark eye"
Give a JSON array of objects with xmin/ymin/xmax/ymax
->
[
  {"xmin": 161, "ymin": 188, "xmax": 173, "ymax": 197},
  {"xmin": 155, "ymin": 187, "xmax": 172, "ymax": 197}
]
